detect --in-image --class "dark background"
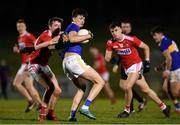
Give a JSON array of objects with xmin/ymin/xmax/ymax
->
[
  {"xmin": 0, "ymin": 0, "xmax": 180, "ymax": 98},
  {"xmin": 0, "ymin": 0, "xmax": 180, "ymax": 34}
]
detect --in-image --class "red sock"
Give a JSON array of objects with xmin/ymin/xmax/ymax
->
[
  {"xmin": 159, "ymin": 102, "xmax": 166, "ymax": 110},
  {"xmin": 48, "ymin": 109, "xmax": 54, "ymax": 115},
  {"xmin": 124, "ymin": 105, "xmax": 130, "ymax": 113}
]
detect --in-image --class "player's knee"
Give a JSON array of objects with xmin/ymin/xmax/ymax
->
[
  {"xmin": 53, "ymin": 87, "xmax": 61, "ymax": 97},
  {"xmin": 125, "ymin": 84, "xmax": 132, "ymax": 92},
  {"xmin": 142, "ymin": 88, "xmax": 149, "ymax": 94},
  {"xmin": 94, "ymin": 77, "xmax": 105, "ymax": 86},
  {"xmin": 172, "ymin": 89, "xmax": 180, "ymax": 97}
]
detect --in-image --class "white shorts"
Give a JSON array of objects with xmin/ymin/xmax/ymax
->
[
  {"xmin": 100, "ymin": 72, "xmax": 109, "ymax": 81},
  {"xmin": 62, "ymin": 55, "xmax": 90, "ymax": 80},
  {"xmin": 28, "ymin": 64, "xmax": 54, "ymax": 82},
  {"xmin": 170, "ymin": 68, "xmax": 180, "ymax": 83},
  {"xmin": 125, "ymin": 62, "xmax": 142, "ymax": 75},
  {"xmin": 17, "ymin": 64, "xmax": 28, "ymax": 75}
]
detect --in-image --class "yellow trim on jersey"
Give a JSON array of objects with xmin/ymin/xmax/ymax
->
[{"xmin": 168, "ymin": 44, "xmax": 176, "ymax": 53}]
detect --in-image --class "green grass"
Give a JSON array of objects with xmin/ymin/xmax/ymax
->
[{"xmin": 0, "ymin": 99, "xmax": 179, "ymax": 124}]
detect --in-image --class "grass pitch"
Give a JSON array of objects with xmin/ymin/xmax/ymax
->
[{"xmin": 0, "ymin": 99, "xmax": 179, "ymax": 124}]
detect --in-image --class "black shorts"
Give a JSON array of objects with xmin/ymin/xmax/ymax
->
[{"xmin": 120, "ymin": 67, "xmax": 128, "ymax": 80}]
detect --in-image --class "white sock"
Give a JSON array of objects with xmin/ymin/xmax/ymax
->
[{"xmin": 81, "ymin": 105, "xmax": 89, "ymax": 110}]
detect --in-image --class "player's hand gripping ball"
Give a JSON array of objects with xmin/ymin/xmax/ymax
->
[{"xmin": 78, "ymin": 29, "xmax": 93, "ymax": 44}]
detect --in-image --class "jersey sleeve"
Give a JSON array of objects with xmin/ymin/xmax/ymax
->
[
  {"xmin": 38, "ymin": 33, "xmax": 52, "ymax": 45},
  {"xmin": 28, "ymin": 34, "xmax": 36, "ymax": 46},
  {"xmin": 132, "ymin": 36, "xmax": 142, "ymax": 47},
  {"xmin": 67, "ymin": 24, "xmax": 80, "ymax": 33},
  {"xmin": 106, "ymin": 40, "xmax": 113, "ymax": 51},
  {"xmin": 160, "ymin": 39, "xmax": 172, "ymax": 52}
]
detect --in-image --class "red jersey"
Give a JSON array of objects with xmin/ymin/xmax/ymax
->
[
  {"xmin": 17, "ymin": 32, "xmax": 36, "ymax": 64},
  {"xmin": 94, "ymin": 53, "xmax": 107, "ymax": 74},
  {"xmin": 30, "ymin": 30, "xmax": 52, "ymax": 66},
  {"xmin": 106, "ymin": 35, "xmax": 142, "ymax": 69}
]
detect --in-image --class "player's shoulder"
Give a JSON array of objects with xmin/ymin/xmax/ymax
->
[
  {"xmin": 161, "ymin": 36, "xmax": 172, "ymax": 45},
  {"xmin": 40, "ymin": 30, "xmax": 50, "ymax": 37},
  {"xmin": 124, "ymin": 35, "xmax": 134, "ymax": 41},
  {"xmin": 65, "ymin": 23, "xmax": 80, "ymax": 33}
]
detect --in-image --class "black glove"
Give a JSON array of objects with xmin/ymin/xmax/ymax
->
[
  {"xmin": 143, "ymin": 60, "xmax": 150, "ymax": 73},
  {"xmin": 110, "ymin": 56, "xmax": 120, "ymax": 64}
]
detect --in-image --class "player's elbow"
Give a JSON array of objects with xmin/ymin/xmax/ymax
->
[{"xmin": 144, "ymin": 44, "xmax": 150, "ymax": 52}]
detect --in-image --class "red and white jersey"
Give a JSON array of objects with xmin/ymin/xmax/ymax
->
[
  {"xmin": 106, "ymin": 35, "xmax": 142, "ymax": 69},
  {"xmin": 30, "ymin": 30, "xmax": 52, "ymax": 66},
  {"xmin": 94, "ymin": 53, "xmax": 108, "ymax": 74},
  {"xmin": 17, "ymin": 31, "xmax": 36, "ymax": 64}
]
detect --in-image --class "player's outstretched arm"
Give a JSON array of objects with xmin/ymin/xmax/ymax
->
[
  {"xmin": 68, "ymin": 31, "xmax": 92, "ymax": 43},
  {"xmin": 35, "ymin": 36, "xmax": 60, "ymax": 50}
]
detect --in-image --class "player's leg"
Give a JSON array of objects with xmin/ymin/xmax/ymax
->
[
  {"xmin": 132, "ymin": 88, "xmax": 146, "ymax": 112},
  {"xmin": 101, "ymin": 72, "xmax": 116, "ymax": 104},
  {"xmin": 63, "ymin": 55, "xmax": 104, "ymax": 120},
  {"xmin": 41, "ymin": 66, "xmax": 61, "ymax": 120},
  {"xmin": 79, "ymin": 67, "xmax": 105, "ymax": 120},
  {"xmin": 163, "ymin": 79, "xmax": 179, "ymax": 112},
  {"xmin": 103, "ymin": 81, "xmax": 116, "ymax": 104},
  {"xmin": 28, "ymin": 64, "xmax": 50, "ymax": 121},
  {"xmin": 13, "ymin": 65, "xmax": 34, "ymax": 112},
  {"xmin": 69, "ymin": 77, "xmax": 86, "ymax": 121},
  {"xmin": 136, "ymin": 75, "xmax": 170, "ymax": 117},
  {"xmin": 117, "ymin": 72, "xmax": 139, "ymax": 118}
]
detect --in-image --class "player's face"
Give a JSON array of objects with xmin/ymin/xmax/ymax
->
[
  {"xmin": 121, "ymin": 23, "xmax": 132, "ymax": 34},
  {"xmin": 49, "ymin": 21, "xmax": 61, "ymax": 32},
  {"xmin": 152, "ymin": 33, "xmax": 163, "ymax": 43},
  {"xmin": 73, "ymin": 15, "xmax": 85, "ymax": 28},
  {"xmin": 110, "ymin": 26, "xmax": 122, "ymax": 40},
  {"xmin": 16, "ymin": 23, "xmax": 26, "ymax": 34}
]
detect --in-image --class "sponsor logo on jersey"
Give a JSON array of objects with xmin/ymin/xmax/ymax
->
[{"xmin": 117, "ymin": 48, "xmax": 131, "ymax": 55}]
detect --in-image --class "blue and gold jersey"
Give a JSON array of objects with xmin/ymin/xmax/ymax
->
[
  {"xmin": 159, "ymin": 36, "xmax": 180, "ymax": 71},
  {"xmin": 59, "ymin": 23, "xmax": 82, "ymax": 59}
]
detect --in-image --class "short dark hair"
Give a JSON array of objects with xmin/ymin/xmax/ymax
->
[
  {"xmin": 121, "ymin": 19, "xmax": 132, "ymax": 25},
  {"xmin": 48, "ymin": 17, "xmax": 63, "ymax": 26},
  {"xmin": 109, "ymin": 22, "xmax": 121, "ymax": 29},
  {"xmin": 151, "ymin": 26, "xmax": 164, "ymax": 35},
  {"xmin": 72, "ymin": 8, "xmax": 88, "ymax": 18},
  {"xmin": 16, "ymin": 19, "xmax": 26, "ymax": 24}
]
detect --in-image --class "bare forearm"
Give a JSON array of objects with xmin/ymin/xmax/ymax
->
[
  {"xmin": 143, "ymin": 46, "xmax": 150, "ymax": 61},
  {"xmin": 69, "ymin": 35, "xmax": 90, "ymax": 43},
  {"xmin": 165, "ymin": 58, "xmax": 172, "ymax": 70},
  {"xmin": 35, "ymin": 41, "xmax": 49, "ymax": 50}
]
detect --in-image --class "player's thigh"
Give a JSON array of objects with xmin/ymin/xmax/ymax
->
[
  {"xmin": 13, "ymin": 71, "xmax": 29, "ymax": 86},
  {"xmin": 37, "ymin": 74, "xmax": 50, "ymax": 89},
  {"xmin": 135, "ymin": 75, "xmax": 150, "ymax": 92},
  {"xmin": 72, "ymin": 77, "xmax": 86, "ymax": 91},
  {"xmin": 162, "ymin": 79, "xmax": 168, "ymax": 92},
  {"xmin": 24, "ymin": 72, "xmax": 34, "ymax": 89},
  {"xmin": 126, "ymin": 72, "xmax": 139, "ymax": 89},
  {"xmin": 80, "ymin": 67, "xmax": 104, "ymax": 85},
  {"xmin": 170, "ymin": 82, "xmax": 180, "ymax": 97},
  {"xmin": 119, "ymin": 79, "xmax": 126, "ymax": 90}
]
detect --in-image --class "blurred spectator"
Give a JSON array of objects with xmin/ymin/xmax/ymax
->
[{"xmin": 0, "ymin": 59, "xmax": 10, "ymax": 99}]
